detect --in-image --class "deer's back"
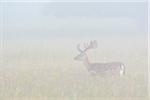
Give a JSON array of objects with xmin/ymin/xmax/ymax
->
[{"xmin": 88, "ymin": 62, "xmax": 123, "ymax": 72}]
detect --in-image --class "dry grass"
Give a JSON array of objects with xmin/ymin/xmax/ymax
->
[{"xmin": 0, "ymin": 39, "xmax": 148, "ymax": 100}]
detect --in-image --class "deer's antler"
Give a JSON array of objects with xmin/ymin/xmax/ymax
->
[
  {"xmin": 77, "ymin": 44, "xmax": 84, "ymax": 52},
  {"xmin": 77, "ymin": 40, "xmax": 98, "ymax": 53}
]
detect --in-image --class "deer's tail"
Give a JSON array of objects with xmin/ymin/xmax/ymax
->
[{"xmin": 120, "ymin": 64, "xmax": 125, "ymax": 76}]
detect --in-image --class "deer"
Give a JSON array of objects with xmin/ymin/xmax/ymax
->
[{"xmin": 74, "ymin": 40, "xmax": 125, "ymax": 77}]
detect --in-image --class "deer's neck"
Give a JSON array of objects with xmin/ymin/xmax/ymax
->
[{"xmin": 83, "ymin": 55, "xmax": 90, "ymax": 69}]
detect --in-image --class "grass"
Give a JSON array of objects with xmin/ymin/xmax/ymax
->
[{"xmin": 0, "ymin": 39, "xmax": 148, "ymax": 100}]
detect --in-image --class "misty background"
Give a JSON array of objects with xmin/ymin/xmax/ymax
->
[
  {"xmin": 0, "ymin": 1, "xmax": 148, "ymax": 99},
  {"xmin": 0, "ymin": 2, "xmax": 148, "ymax": 40}
]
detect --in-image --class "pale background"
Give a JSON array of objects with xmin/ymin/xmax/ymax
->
[{"xmin": 0, "ymin": 1, "xmax": 148, "ymax": 100}]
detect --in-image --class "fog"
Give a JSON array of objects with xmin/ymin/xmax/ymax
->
[{"xmin": 0, "ymin": 1, "xmax": 148, "ymax": 100}]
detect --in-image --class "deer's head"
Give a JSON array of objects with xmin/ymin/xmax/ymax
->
[{"xmin": 74, "ymin": 40, "xmax": 98, "ymax": 61}]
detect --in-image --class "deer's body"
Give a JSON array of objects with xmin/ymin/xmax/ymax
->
[
  {"xmin": 87, "ymin": 62, "xmax": 125, "ymax": 75},
  {"xmin": 74, "ymin": 40, "xmax": 125, "ymax": 76}
]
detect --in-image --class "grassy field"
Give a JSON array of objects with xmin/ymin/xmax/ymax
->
[{"xmin": 0, "ymin": 38, "xmax": 148, "ymax": 100}]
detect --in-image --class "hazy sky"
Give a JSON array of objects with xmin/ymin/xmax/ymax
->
[{"xmin": 0, "ymin": 1, "xmax": 148, "ymax": 40}]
